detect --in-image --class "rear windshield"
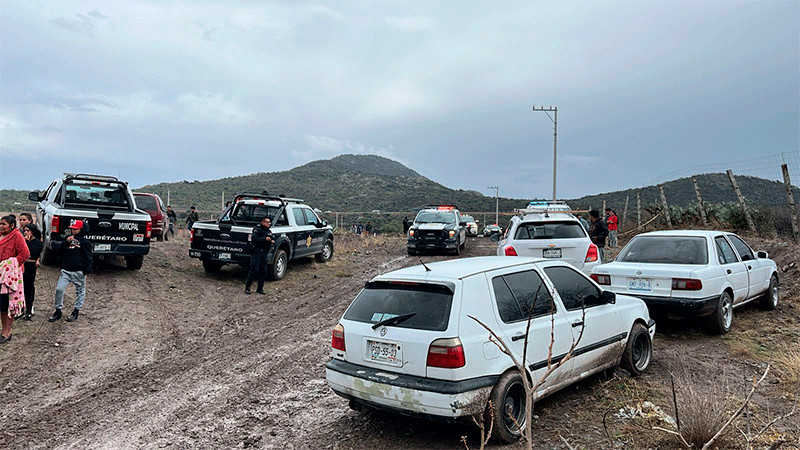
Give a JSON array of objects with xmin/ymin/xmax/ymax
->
[
  {"xmin": 343, "ymin": 281, "xmax": 454, "ymax": 331},
  {"xmin": 415, "ymin": 211, "xmax": 455, "ymax": 224},
  {"xmin": 134, "ymin": 195, "xmax": 157, "ymax": 210},
  {"xmin": 64, "ymin": 181, "xmax": 130, "ymax": 210},
  {"xmin": 514, "ymin": 221, "xmax": 586, "ymax": 239},
  {"xmin": 227, "ymin": 204, "xmax": 284, "ymax": 225},
  {"xmin": 618, "ymin": 236, "xmax": 709, "ymax": 265}
]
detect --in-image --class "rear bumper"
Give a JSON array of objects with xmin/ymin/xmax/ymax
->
[
  {"xmin": 628, "ymin": 294, "xmax": 719, "ymax": 318},
  {"xmin": 49, "ymin": 239, "xmax": 149, "ymax": 256},
  {"xmin": 325, "ymin": 359, "xmax": 496, "ymax": 420},
  {"xmin": 189, "ymin": 248, "xmax": 250, "ymax": 264}
]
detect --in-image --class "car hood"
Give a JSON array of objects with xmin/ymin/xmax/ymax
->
[{"xmin": 417, "ymin": 223, "xmax": 449, "ymax": 230}]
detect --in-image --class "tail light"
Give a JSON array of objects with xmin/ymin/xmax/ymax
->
[
  {"xmin": 190, "ymin": 228, "xmax": 195, "ymax": 242},
  {"xmin": 672, "ymin": 278, "xmax": 702, "ymax": 290},
  {"xmin": 427, "ymin": 337, "xmax": 465, "ymax": 368},
  {"xmin": 504, "ymin": 245, "xmax": 518, "ymax": 256},
  {"xmin": 585, "ymin": 243, "xmax": 598, "ymax": 262},
  {"xmin": 591, "ymin": 273, "xmax": 611, "ymax": 285},
  {"xmin": 51, "ymin": 215, "xmax": 61, "ymax": 233},
  {"xmin": 145, "ymin": 221, "xmax": 152, "ymax": 238},
  {"xmin": 331, "ymin": 324, "xmax": 346, "ymax": 351}
]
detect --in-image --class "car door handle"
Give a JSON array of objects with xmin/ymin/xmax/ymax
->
[
  {"xmin": 571, "ymin": 320, "xmax": 584, "ymax": 328},
  {"xmin": 727, "ymin": 269, "xmax": 732, "ymax": 274},
  {"xmin": 511, "ymin": 333, "xmax": 526, "ymax": 342},
  {"xmin": 748, "ymin": 265, "xmax": 752, "ymax": 270}
]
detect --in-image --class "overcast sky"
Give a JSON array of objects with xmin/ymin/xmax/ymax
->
[{"xmin": 1, "ymin": 1, "xmax": 798, "ymax": 200}]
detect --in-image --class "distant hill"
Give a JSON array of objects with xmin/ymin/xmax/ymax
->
[{"xmin": 2, "ymin": 155, "xmax": 797, "ymax": 218}]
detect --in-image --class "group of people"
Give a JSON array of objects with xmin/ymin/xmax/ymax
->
[
  {"xmin": 351, "ymin": 222, "xmax": 372, "ymax": 236},
  {"xmin": 0, "ymin": 213, "xmax": 92, "ymax": 344},
  {"xmin": 582, "ymin": 208, "xmax": 619, "ymax": 263}
]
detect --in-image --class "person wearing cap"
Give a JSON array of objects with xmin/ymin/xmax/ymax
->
[{"xmin": 49, "ymin": 220, "xmax": 93, "ymax": 323}]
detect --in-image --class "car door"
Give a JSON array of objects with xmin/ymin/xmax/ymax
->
[
  {"xmin": 715, "ymin": 235, "xmax": 749, "ymax": 303},
  {"xmin": 302, "ymin": 208, "xmax": 326, "ymax": 254},
  {"xmin": 290, "ymin": 207, "xmax": 313, "ymax": 258},
  {"xmin": 488, "ymin": 267, "xmax": 575, "ymax": 394},
  {"xmin": 543, "ymin": 263, "xmax": 624, "ymax": 379},
  {"xmin": 726, "ymin": 234, "xmax": 767, "ymax": 298}
]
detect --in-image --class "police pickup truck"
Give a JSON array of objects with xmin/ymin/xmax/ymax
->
[
  {"xmin": 189, "ymin": 192, "xmax": 334, "ymax": 280},
  {"xmin": 29, "ymin": 173, "xmax": 152, "ymax": 270},
  {"xmin": 407, "ymin": 204, "xmax": 467, "ymax": 256}
]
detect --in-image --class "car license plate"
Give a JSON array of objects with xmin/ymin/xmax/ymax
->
[
  {"xmin": 367, "ymin": 340, "xmax": 401, "ymax": 366},
  {"xmin": 629, "ymin": 278, "xmax": 652, "ymax": 291},
  {"xmin": 543, "ymin": 248, "xmax": 562, "ymax": 258},
  {"xmin": 218, "ymin": 253, "xmax": 231, "ymax": 260},
  {"xmin": 94, "ymin": 243, "xmax": 111, "ymax": 252}
]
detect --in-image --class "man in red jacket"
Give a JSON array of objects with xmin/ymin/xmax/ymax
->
[{"xmin": 605, "ymin": 208, "xmax": 618, "ymax": 248}]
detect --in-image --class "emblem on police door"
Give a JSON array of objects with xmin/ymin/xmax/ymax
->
[{"xmin": 306, "ymin": 236, "xmax": 312, "ymax": 247}]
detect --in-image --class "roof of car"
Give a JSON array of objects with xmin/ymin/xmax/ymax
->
[
  {"xmin": 634, "ymin": 230, "xmax": 732, "ymax": 238},
  {"xmin": 516, "ymin": 211, "xmax": 578, "ymax": 222},
  {"xmin": 373, "ymin": 256, "xmax": 549, "ymax": 282}
]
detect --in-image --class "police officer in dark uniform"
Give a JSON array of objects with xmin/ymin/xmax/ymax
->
[{"xmin": 245, "ymin": 217, "xmax": 273, "ymax": 294}]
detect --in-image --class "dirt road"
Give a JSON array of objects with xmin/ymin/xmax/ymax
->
[{"xmin": 2, "ymin": 233, "xmax": 798, "ymax": 449}]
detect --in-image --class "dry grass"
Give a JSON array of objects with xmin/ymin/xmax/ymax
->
[
  {"xmin": 775, "ymin": 345, "xmax": 800, "ymax": 388},
  {"xmin": 673, "ymin": 368, "xmax": 732, "ymax": 448}
]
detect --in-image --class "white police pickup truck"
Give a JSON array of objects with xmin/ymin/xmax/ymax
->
[{"xmin": 189, "ymin": 192, "xmax": 334, "ymax": 280}]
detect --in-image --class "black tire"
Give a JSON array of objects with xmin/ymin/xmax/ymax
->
[
  {"xmin": 451, "ymin": 241, "xmax": 461, "ymax": 256},
  {"xmin": 407, "ymin": 249, "xmax": 417, "ymax": 256},
  {"xmin": 40, "ymin": 236, "xmax": 57, "ymax": 266},
  {"xmin": 267, "ymin": 249, "xmax": 288, "ymax": 281},
  {"xmin": 460, "ymin": 236, "xmax": 466, "ymax": 250},
  {"xmin": 155, "ymin": 233, "xmax": 163, "ymax": 242},
  {"xmin": 621, "ymin": 323, "xmax": 652, "ymax": 376},
  {"xmin": 315, "ymin": 239, "xmax": 334, "ymax": 263},
  {"xmin": 202, "ymin": 259, "xmax": 223, "ymax": 274},
  {"xmin": 488, "ymin": 370, "xmax": 527, "ymax": 444},
  {"xmin": 707, "ymin": 291, "xmax": 733, "ymax": 334},
  {"xmin": 163, "ymin": 229, "xmax": 169, "ymax": 242},
  {"xmin": 125, "ymin": 255, "xmax": 144, "ymax": 270},
  {"xmin": 759, "ymin": 275, "xmax": 778, "ymax": 311}
]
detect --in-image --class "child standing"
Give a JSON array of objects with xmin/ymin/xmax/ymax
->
[{"xmin": 49, "ymin": 220, "xmax": 93, "ymax": 323}]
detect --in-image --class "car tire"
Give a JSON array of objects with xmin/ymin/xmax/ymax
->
[
  {"xmin": 488, "ymin": 370, "xmax": 526, "ymax": 444},
  {"xmin": 163, "ymin": 229, "xmax": 169, "ymax": 242},
  {"xmin": 202, "ymin": 259, "xmax": 223, "ymax": 274},
  {"xmin": 460, "ymin": 236, "xmax": 466, "ymax": 251},
  {"xmin": 758, "ymin": 275, "xmax": 778, "ymax": 311},
  {"xmin": 707, "ymin": 291, "xmax": 733, "ymax": 334},
  {"xmin": 621, "ymin": 323, "xmax": 652, "ymax": 376},
  {"xmin": 267, "ymin": 249, "xmax": 288, "ymax": 281},
  {"xmin": 315, "ymin": 239, "xmax": 334, "ymax": 263},
  {"xmin": 40, "ymin": 236, "xmax": 57, "ymax": 266},
  {"xmin": 407, "ymin": 249, "xmax": 417, "ymax": 256},
  {"xmin": 155, "ymin": 233, "xmax": 163, "ymax": 242},
  {"xmin": 125, "ymin": 255, "xmax": 144, "ymax": 270}
]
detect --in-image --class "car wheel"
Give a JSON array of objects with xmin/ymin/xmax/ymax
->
[
  {"xmin": 621, "ymin": 323, "xmax": 652, "ymax": 376},
  {"xmin": 202, "ymin": 259, "xmax": 223, "ymax": 274},
  {"xmin": 125, "ymin": 255, "xmax": 144, "ymax": 270},
  {"xmin": 460, "ymin": 236, "xmax": 466, "ymax": 250},
  {"xmin": 407, "ymin": 249, "xmax": 417, "ymax": 256},
  {"xmin": 267, "ymin": 249, "xmax": 288, "ymax": 281},
  {"xmin": 315, "ymin": 239, "xmax": 334, "ymax": 263},
  {"xmin": 759, "ymin": 275, "xmax": 778, "ymax": 311},
  {"xmin": 708, "ymin": 291, "xmax": 733, "ymax": 334},
  {"xmin": 488, "ymin": 370, "xmax": 526, "ymax": 444},
  {"xmin": 40, "ymin": 236, "xmax": 57, "ymax": 266}
]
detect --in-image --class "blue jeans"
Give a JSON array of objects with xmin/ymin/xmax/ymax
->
[{"xmin": 54, "ymin": 270, "xmax": 86, "ymax": 310}]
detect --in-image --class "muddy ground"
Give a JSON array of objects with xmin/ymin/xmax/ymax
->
[{"xmin": 1, "ymin": 231, "xmax": 798, "ymax": 449}]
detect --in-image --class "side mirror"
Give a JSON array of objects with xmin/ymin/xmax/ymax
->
[
  {"xmin": 28, "ymin": 191, "xmax": 42, "ymax": 202},
  {"xmin": 756, "ymin": 251, "xmax": 768, "ymax": 259},
  {"xmin": 490, "ymin": 233, "xmax": 500, "ymax": 242},
  {"xmin": 602, "ymin": 290, "xmax": 616, "ymax": 304},
  {"xmin": 315, "ymin": 221, "xmax": 327, "ymax": 228}
]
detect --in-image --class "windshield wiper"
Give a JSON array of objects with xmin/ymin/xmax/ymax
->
[{"xmin": 372, "ymin": 312, "xmax": 416, "ymax": 329}]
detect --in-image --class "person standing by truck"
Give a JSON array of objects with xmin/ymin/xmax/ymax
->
[
  {"xmin": 245, "ymin": 217, "xmax": 273, "ymax": 295},
  {"xmin": 186, "ymin": 206, "xmax": 199, "ymax": 233},
  {"xmin": 166, "ymin": 206, "xmax": 177, "ymax": 237},
  {"xmin": 48, "ymin": 220, "xmax": 93, "ymax": 323},
  {"xmin": 0, "ymin": 215, "xmax": 30, "ymax": 342},
  {"xmin": 22, "ymin": 224, "xmax": 43, "ymax": 321}
]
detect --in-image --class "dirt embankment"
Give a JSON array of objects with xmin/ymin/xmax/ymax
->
[{"xmin": 1, "ymin": 232, "xmax": 798, "ymax": 449}]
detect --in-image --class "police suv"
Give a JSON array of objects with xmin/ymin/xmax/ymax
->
[
  {"xmin": 189, "ymin": 192, "xmax": 334, "ymax": 280},
  {"xmin": 29, "ymin": 173, "xmax": 152, "ymax": 270},
  {"xmin": 407, "ymin": 204, "xmax": 467, "ymax": 256}
]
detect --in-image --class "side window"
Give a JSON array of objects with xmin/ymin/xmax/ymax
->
[
  {"xmin": 292, "ymin": 208, "xmax": 307, "ymax": 226},
  {"xmin": 274, "ymin": 210, "xmax": 288, "ymax": 226},
  {"xmin": 303, "ymin": 208, "xmax": 320, "ymax": 225},
  {"xmin": 714, "ymin": 236, "xmax": 739, "ymax": 264},
  {"xmin": 544, "ymin": 266, "xmax": 602, "ymax": 310},
  {"xmin": 727, "ymin": 235, "xmax": 754, "ymax": 261},
  {"xmin": 492, "ymin": 270, "xmax": 554, "ymax": 323},
  {"xmin": 54, "ymin": 183, "xmax": 63, "ymax": 204}
]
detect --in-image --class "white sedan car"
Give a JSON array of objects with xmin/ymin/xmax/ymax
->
[
  {"xmin": 590, "ymin": 230, "xmax": 778, "ymax": 334},
  {"xmin": 326, "ymin": 257, "xmax": 655, "ymax": 443}
]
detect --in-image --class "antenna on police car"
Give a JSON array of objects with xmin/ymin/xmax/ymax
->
[{"xmin": 419, "ymin": 258, "xmax": 431, "ymax": 272}]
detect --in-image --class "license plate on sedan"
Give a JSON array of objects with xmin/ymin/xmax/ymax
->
[
  {"xmin": 367, "ymin": 340, "xmax": 401, "ymax": 366},
  {"xmin": 629, "ymin": 278, "xmax": 652, "ymax": 291},
  {"xmin": 94, "ymin": 243, "xmax": 111, "ymax": 252},
  {"xmin": 543, "ymin": 248, "xmax": 562, "ymax": 258}
]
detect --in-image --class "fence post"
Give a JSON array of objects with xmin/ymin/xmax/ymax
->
[
  {"xmin": 692, "ymin": 176, "xmax": 709, "ymax": 227},
  {"xmin": 636, "ymin": 192, "xmax": 642, "ymax": 230},
  {"xmin": 726, "ymin": 169, "xmax": 756, "ymax": 233},
  {"xmin": 781, "ymin": 163, "xmax": 800, "ymax": 243},
  {"xmin": 622, "ymin": 195, "xmax": 629, "ymax": 231},
  {"xmin": 659, "ymin": 185, "xmax": 672, "ymax": 227}
]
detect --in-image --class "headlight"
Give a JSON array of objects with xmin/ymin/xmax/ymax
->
[
  {"xmin": 409, "ymin": 229, "xmax": 415, "ymax": 237},
  {"xmin": 449, "ymin": 230, "xmax": 455, "ymax": 238}
]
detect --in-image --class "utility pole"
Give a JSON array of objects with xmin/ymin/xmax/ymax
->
[
  {"xmin": 488, "ymin": 186, "xmax": 499, "ymax": 225},
  {"xmin": 532, "ymin": 105, "xmax": 558, "ymax": 200}
]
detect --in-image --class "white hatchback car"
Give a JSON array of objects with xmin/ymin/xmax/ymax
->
[
  {"xmin": 325, "ymin": 257, "xmax": 655, "ymax": 443},
  {"xmin": 590, "ymin": 230, "xmax": 779, "ymax": 334},
  {"xmin": 497, "ymin": 202, "xmax": 601, "ymax": 275}
]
